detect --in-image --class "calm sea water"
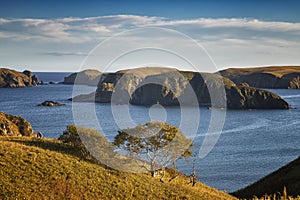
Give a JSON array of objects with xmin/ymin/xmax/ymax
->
[{"xmin": 0, "ymin": 72, "xmax": 299, "ymax": 192}]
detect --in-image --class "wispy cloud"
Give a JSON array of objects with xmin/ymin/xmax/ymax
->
[
  {"xmin": 41, "ymin": 51, "xmax": 88, "ymax": 57},
  {"xmin": 0, "ymin": 15, "xmax": 165, "ymax": 43},
  {"xmin": 150, "ymin": 18, "xmax": 300, "ymax": 32},
  {"xmin": 0, "ymin": 15, "xmax": 300, "ymax": 70},
  {"xmin": 0, "ymin": 15, "xmax": 300, "ymax": 43}
]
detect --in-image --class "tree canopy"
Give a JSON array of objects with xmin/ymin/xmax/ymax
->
[{"xmin": 114, "ymin": 121, "xmax": 193, "ymax": 177}]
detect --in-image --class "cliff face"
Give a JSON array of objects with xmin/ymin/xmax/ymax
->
[
  {"xmin": 219, "ymin": 66, "xmax": 300, "ymax": 89},
  {"xmin": 63, "ymin": 69, "xmax": 101, "ymax": 86},
  {"xmin": 71, "ymin": 67, "xmax": 290, "ymax": 109},
  {"xmin": 0, "ymin": 68, "xmax": 39, "ymax": 88},
  {"xmin": 0, "ymin": 112, "xmax": 36, "ymax": 136}
]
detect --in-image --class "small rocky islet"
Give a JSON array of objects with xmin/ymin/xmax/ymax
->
[{"xmin": 37, "ymin": 101, "xmax": 65, "ymax": 107}]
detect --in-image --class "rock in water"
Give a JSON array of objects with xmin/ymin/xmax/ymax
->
[
  {"xmin": 38, "ymin": 101, "xmax": 65, "ymax": 107},
  {"xmin": 0, "ymin": 112, "xmax": 36, "ymax": 136},
  {"xmin": 0, "ymin": 68, "xmax": 39, "ymax": 88}
]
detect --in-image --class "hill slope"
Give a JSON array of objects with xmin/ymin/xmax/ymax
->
[
  {"xmin": 233, "ymin": 156, "xmax": 300, "ymax": 199},
  {"xmin": 63, "ymin": 69, "xmax": 101, "ymax": 86},
  {"xmin": 219, "ymin": 66, "xmax": 300, "ymax": 89},
  {"xmin": 0, "ymin": 137, "xmax": 236, "ymax": 200}
]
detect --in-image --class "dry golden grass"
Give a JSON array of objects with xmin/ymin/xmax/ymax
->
[
  {"xmin": 0, "ymin": 137, "xmax": 236, "ymax": 200},
  {"xmin": 220, "ymin": 66, "xmax": 300, "ymax": 78}
]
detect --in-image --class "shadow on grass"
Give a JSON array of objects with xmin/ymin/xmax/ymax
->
[{"xmin": 10, "ymin": 138, "xmax": 104, "ymax": 166}]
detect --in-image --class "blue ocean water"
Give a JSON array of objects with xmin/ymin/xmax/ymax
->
[
  {"xmin": 0, "ymin": 72, "xmax": 299, "ymax": 192},
  {"xmin": 34, "ymin": 72, "xmax": 72, "ymax": 83}
]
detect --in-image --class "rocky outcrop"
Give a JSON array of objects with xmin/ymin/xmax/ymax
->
[
  {"xmin": 71, "ymin": 67, "xmax": 290, "ymax": 109},
  {"xmin": 0, "ymin": 112, "xmax": 36, "ymax": 136},
  {"xmin": 0, "ymin": 68, "xmax": 39, "ymax": 88},
  {"xmin": 63, "ymin": 69, "xmax": 101, "ymax": 86},
  {"xmin": 219, "ymin": 66, "xmax": 300, "ymax": 89},
  {"xmin": 37, "ymin": 101, "xmax": 65, "ymax": 107},
  {"xmin": 237, "ymin": 84, "xmax": 290, "ymax": 109}
]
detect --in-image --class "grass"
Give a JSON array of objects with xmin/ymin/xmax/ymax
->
[
  {"xmin": 0, "ymin": 136, "xmax": 236, "ymax": 200},
  {"xmin": 220, "ymin": 66, "xmax": 300, "ymax": 78}
]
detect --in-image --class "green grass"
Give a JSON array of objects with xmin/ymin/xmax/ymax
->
[{"xmin": 0, "ymin": 137, "xmax": 236, "ymax": 200}]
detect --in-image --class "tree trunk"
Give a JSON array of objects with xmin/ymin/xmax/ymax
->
[
  {"xmin": 150, "ymin": 161, "xmax": 156, "ymax": 177},
  {"xmin": 151, "ymin": 170, "xmax": 156, "ymax": 177},
  {"xmin": 160, "ymin": 170, "xmax": 165, "ymax": 183}
]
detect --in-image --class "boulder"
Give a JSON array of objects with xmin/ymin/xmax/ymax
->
[{"xmin": 0, "ymin": 112, "xmax": 36, "ymax": 136}]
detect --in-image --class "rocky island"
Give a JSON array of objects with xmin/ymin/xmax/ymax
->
[
  {"xmin": 0, "ymin": 68, "xmax": 39, "ymax": 88},
  {"xmin": 63, "ymin": 69, "xmax": 101, "ymax": 86},
  {"xmin": 37, "ymin": 101, "xmax": 65, "ymax": 107},
  {"xmin": 219, "ymin": 66, "xmax": 300, "ymax": 89},
  {"xmin": 71, "ymin": 67, "xmax": 290, "ymax": 109}
]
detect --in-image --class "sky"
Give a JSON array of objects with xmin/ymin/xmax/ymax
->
[{"xmin": 0, "ymin": 0, "xmax": 300, "ymax": 72}]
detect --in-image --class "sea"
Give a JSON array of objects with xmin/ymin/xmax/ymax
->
[{"xmin": 1, "ymin": 72, "xmax": 299, "ymax": 193}]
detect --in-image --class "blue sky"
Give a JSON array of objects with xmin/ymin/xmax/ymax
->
[{"xmin": 0, "ymin": 0, "xmax": 300, "ymax": 72}]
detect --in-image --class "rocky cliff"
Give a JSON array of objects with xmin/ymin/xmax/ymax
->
[
  {"xmin": 0, "ymin": 112, "xmax": 36, "ymax": 136},
  {"xmin": 71, "ymin": 67, "xmax": 290, "ymax": 109},
  {"xmin": 219, "ymin": 66, "xmax": 300, "ymax": 89},
  {"xmin": 63, "ymin": 69, "xmax": 101, "ymax": 86},
  {"xmin": 0, "ymin": 68, "xmax": 39, "ymax": 88}
]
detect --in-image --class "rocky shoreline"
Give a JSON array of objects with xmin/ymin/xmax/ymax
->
[
  {"xmin": 70, "ymin": 67, "xmax": 290, "ymax": 109},
  {"xmin": 0, "ymin": 68, "xmax": 39, "ymax": 88}
]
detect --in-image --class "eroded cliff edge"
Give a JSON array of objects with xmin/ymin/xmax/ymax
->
[
  {"xmin": 71, "ymin": 67, "xmax": 290, "ymax": 109},
  {"xmin": 0, "ymin": 68, "xmax": 39, "ymax": 88}
]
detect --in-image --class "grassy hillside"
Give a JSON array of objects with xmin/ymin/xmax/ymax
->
[
  {"xmin": 0, "ymin": 137, "xmax": 236, "ymax": 200},
  {"xmin": 219, "ymin": 66, "xmax": 300, "ymax": 78},
  {"xmin": 233, "ymin": 156, "xmax": 300, "ymax": 199}
]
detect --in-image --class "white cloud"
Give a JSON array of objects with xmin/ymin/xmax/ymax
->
[
  {"xmin": 0, "ymin": 15, "xmax": 300, "ymax": 43},
  {"xmin": 150, "ymin": 18, "xmax": 300, "ymax": 33},
  {"xmin": 0, "ymin": 15, "xmax": 300, "ymax": 70},
  {"xmin": 41, "ymin": 51, "xmax": 88, "ymax": 57}
]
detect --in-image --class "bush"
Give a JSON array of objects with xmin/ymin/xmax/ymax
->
[{"xmin": 58, "ymin": 125, "xmax": 116, "ymax": 165}]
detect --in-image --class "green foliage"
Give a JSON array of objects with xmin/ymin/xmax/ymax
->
[
  {"xmin": 58, "ymin": 125, "xmax": 115, "ymax": 164},
  {"xmin": 114, "ymin": 121, "xmax": 193, "ymax": 176},
  {"xmin": 58, "ymin": 124, "xmax": 89, "ymax": 158},
  {"xmin": 58, "ymin": 124, "xmax": 80, "ymax": 144}
]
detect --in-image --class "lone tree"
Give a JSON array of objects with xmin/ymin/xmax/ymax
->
[{"xmin": 114, "ymin": 121, "xmax": 193, "ymax": 178}]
